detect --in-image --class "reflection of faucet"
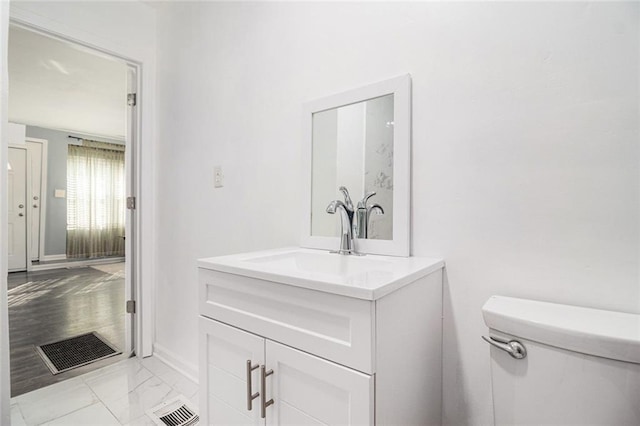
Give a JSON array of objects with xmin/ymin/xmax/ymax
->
[{"xmin": 355, "ymin": 191, "xmax": 385, "ymax": 238}]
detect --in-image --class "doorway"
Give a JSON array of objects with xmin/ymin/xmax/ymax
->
[
  {"xmin": 6, "ymin": 24, "xmax": 138, "ymax": 395},
  {"xmin": 8, "ymin": 137, "xmax": 46, "ymax": 272}
]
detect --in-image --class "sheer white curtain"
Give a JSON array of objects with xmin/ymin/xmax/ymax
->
[{"xmin": 67, "ymin": 142, "xmax": 125, "ymax": 258}]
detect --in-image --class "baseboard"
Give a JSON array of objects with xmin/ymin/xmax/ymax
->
[
  {"xmin": 31, "ymin": 257, "xmax": 125, "ymax": 272},
  {"xmin": 152, "ymin": 343, "xmax": 198, "ymax": 384},
  {"xmin": 42, "ymin": 254, "xmax": 66, "ymax": 262}
]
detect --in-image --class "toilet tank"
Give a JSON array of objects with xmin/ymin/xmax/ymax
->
[{"xmin": 482, "ymin": 296, "xmax": 640, "ymax": 426}]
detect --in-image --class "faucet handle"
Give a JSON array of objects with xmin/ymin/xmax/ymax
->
[
  {"xmin": 357, "ymin": 191, "xmax": 377, "ymax": 209},
  {"xmin": 338, "ymin": 186, "xmax": 354, "ymax": 211}
]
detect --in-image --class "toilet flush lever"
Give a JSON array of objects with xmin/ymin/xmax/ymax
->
[{"xmin": 482, "ymin": 335, "xmax": 527, "ymax": 359}]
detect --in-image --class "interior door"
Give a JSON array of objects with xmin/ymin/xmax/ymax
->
[
  {"xmin": 265, "ymin": 340, "xmax": 374, "ymax": 426},
  {"xmin": 26, "ymin": 140, "xmax": 43, "ymax": 261},
  {"xmin": 8, "ymin": 147, "xmax": 27, "ymax": 271},
  {"xmin": 200, "ymin": 317, "xmax": 265, "ymax": 426}
]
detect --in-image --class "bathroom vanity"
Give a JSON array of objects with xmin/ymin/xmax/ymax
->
[{"xmin": 198, "ymin": 247, "xmax": 444, "ymax": 425}]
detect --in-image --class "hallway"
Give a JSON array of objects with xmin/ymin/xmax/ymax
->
[{"xmin": 8, "ymin": 263, "xmax": 125, "ymax": 396}]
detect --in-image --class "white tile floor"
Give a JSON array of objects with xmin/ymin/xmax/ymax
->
[{"xmin": 10, "ymin": 357, "xmax": 199, "ymax": 426}]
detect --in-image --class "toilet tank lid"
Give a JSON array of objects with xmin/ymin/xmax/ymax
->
[{"xmin": 482, "ymin": 296, "xmax": 640, "ymax": 364}]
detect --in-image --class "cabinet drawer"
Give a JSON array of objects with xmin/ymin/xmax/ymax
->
[{"xmin": 199, "ymin": 269, "xmax": 375, "ymax": 373}]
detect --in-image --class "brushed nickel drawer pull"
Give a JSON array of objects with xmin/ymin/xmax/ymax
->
[
  {"xmin": 260, "ymin": 365, "xmax": 274, "ymax": 419},
  {"xmin": 246, "ymin": 360, "xmax": 260, "ymax": 411}
]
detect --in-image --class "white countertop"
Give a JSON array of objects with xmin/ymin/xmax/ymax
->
[{"xmin": 197, "ymin": 247, "xmax": 444, "ymax": 300}]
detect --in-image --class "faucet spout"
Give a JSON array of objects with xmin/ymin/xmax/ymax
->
[{"xmin": 326, "ymin": 200, "xmax": 356, "ymax": 255}]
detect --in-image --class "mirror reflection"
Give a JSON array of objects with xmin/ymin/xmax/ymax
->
[{"xmin": 311, "ymin": 94, "xmax": 394, "ymax": 240}]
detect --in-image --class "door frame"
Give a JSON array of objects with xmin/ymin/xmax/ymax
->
[
  {"xmin": 1, "ymin": 5, "xmax": 156, "ymax": 420},
  {"xmin": 7, "ymin": 22, "xmax": 141, "ymax": 356},
  {"xmin": 9, "ymin": 138, "xmax": 47, "ymax": 271},
  {"xmin": 3, "ymin": 19, "xmax": 153, "ymax": 355}
]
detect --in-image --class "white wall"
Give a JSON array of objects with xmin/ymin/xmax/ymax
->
[{"xmin": 155, "ymin": 2, "xmax": 639, "ymax": 424}]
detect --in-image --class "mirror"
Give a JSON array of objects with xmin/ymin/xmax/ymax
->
[
  {"xmin": 311, "ymin": 94, "xmax": 394, "ymax": 240},
  {"xmin": 301, "ymin": 75, "xmax": 411, "ymax": 256}
]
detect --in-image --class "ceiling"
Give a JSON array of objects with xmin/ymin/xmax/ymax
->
[{"xmin": 8, "ymin": 26, "xmax": 128, "ymax": 139}]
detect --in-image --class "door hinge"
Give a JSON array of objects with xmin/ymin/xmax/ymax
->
[
  {"xmin": 126, "ymin": 300, "xmax": 136, "ymax": 314},
  {"xmin": 127, "ymin": 196, "xmax": 136, "ymax": 210},
  {"xmin": 127, "ymin": 93, "xmax": 137, "ymax": 107}
]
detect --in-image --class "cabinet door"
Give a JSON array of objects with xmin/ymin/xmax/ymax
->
[
  {"xmin": 200, "ymin": 317, "xmax": 265, "ymax": 425},
  {"xmin": 264, "ymin": 341, "xmax": 374, "ymax": 426}
]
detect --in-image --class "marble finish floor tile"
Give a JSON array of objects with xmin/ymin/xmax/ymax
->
[
  {"xmin": 140, "ymin": 357, "xmax": 173, "ymax": 377},
  {"xmin": 156, "ymin": 368, "xmax": 198, "ymax": 400},
  {"xmin": 11, "ymin": 356, "xmax": 199, "ymax": 426},
  {"xmin": 15, "ymin": 378, "xmax": 99, "ymax": 426},
  {"xmin": 100, "ymin": 376, "xmax": 178, "ymax": 424},
  {"xmin": 11, "ymin": 403, "xmax": 27, "ymax": 426},
  {"xmin": 84, "ymin": 361, "xmax": 153, "ymax": 403},
  {"xmin": 40, "ymin": 402, "xmax": 120, "ymax": 426}
]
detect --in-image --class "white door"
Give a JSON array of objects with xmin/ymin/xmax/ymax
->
[
  {"xmin": 265, "ymin": 340, "xmax": 374, "ymax": 426},
  {"xmin": 26, "ymin": 140, "xmax": 43, "ymax": 261},
  {"xmin": 200, "ymin": 317, "xmax": 265, "ymax": 426},
  {"xmin": 8, "ymin": 147, "xmax": 27, "ymax": 271}
]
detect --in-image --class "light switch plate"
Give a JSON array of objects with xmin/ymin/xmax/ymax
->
[
  {"xmin": 54, "ymin": 189, "xmax": 66, "ymax": 198},
  {"xmin": 214, "ymin": 166, "xmax": 224, "ymax": 188}
]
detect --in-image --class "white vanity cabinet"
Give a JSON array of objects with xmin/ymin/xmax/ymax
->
[
  {"xmin": 200, "ymin": 318, "xmax": 373, "ymax": 425},
  {"xmin": 198, "ymin": 248, "xmax": 444, "ymax": 426}
]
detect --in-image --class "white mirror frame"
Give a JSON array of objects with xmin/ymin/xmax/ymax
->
[{"xmin": 301, "ymin": 74, "xmax": 411, "ymax": 257}]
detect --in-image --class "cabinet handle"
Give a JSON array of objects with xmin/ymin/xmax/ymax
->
[
  {"xmin": 246, "ymin": 360, "xmax": 260, "ymax": 411},
  {"xmin": 260, "ymin": 365, "xmax": 274, "ymax": 419}
]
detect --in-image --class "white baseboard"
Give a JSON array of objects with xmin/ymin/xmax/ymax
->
[
  {"xmin": 31, "ymin": 256, "xmax": 125, "ymax": 271},
  {"xmin": 42, "ymin": 254, "xmax": 66, "ymax": 262},
  {"xmin": 152, "ymin": 343, "xmax": 198, "ymax": 384}
]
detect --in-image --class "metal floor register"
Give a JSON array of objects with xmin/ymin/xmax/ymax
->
[{"xmin": 35, "ymin": 332, "xmax": 122, "ymax": 374}]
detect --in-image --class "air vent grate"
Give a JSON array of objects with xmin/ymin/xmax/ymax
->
[
  {"xmin": 36, "ymin": 332, "xmax": 121, "ymax": 374},
  {"xmin": 148, "ymin": 395, "xmax": 199, "ymax": 426}
]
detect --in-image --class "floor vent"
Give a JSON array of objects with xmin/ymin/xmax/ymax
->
[
  {"xmin": 148, "ymin": 395, "xmax": 199, "ymax": 426},
  {"xmin": 35, "ymin": 332, "xmax": 121, "ymax": 374}
]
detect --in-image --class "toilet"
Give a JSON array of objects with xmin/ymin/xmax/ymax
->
[{"xmin": 482, "ymin": 296, "xmax": 640, "ymax": 425}]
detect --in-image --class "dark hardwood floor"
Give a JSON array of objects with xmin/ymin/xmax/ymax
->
[{"xmin": 8, "ymin": 264, "xmax": 127, "ymax": 397}]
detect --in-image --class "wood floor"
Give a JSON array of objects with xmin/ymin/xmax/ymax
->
[{"xmin": 8, "ymin": 264, "xmax": 127, "ymax": 397}]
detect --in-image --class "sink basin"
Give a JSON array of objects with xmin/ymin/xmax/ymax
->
[
  {"xmin": 244, "ymin": 250, "xmax": 394, "ymax": 277},
  {"xmin": 198, "ymin": 247, "xmax": 444, "ymax": 300}
]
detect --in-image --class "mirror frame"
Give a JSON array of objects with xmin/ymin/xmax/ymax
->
[{"xmin": 301, "ymin": 74, "xmax": 411, "ymax": 256}]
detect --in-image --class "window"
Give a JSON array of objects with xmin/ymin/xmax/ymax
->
[{"xmin": 66, "ymin": 142, "xmax": 125, "ymax": 258}]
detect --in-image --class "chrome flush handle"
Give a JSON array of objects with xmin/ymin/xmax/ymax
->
[{"xmin": 482, "ymin": 335, "xmax": 527, "ymax": 359}]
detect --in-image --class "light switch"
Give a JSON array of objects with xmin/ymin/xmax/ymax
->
[{"xmin": 55, "ymin": 189, "xmax": 66, "ymax": 198}]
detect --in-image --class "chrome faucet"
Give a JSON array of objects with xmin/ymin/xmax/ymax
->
[
  {"xmin": 326, "ymin": 186, "xmax": 385, "ymax": 253},
  {"xmin": 326, "ymin": 186, "xmax": 357, "ymax": 255}
]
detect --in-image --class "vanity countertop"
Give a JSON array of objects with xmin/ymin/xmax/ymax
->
[{"xmin": 197, "ymin": 247, "xmax": 444, "ymax": 300}]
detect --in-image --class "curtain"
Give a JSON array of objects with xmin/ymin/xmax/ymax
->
[{"xmin": 67, "ymin": 142, "xmax": 125, "ymax": 258}]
